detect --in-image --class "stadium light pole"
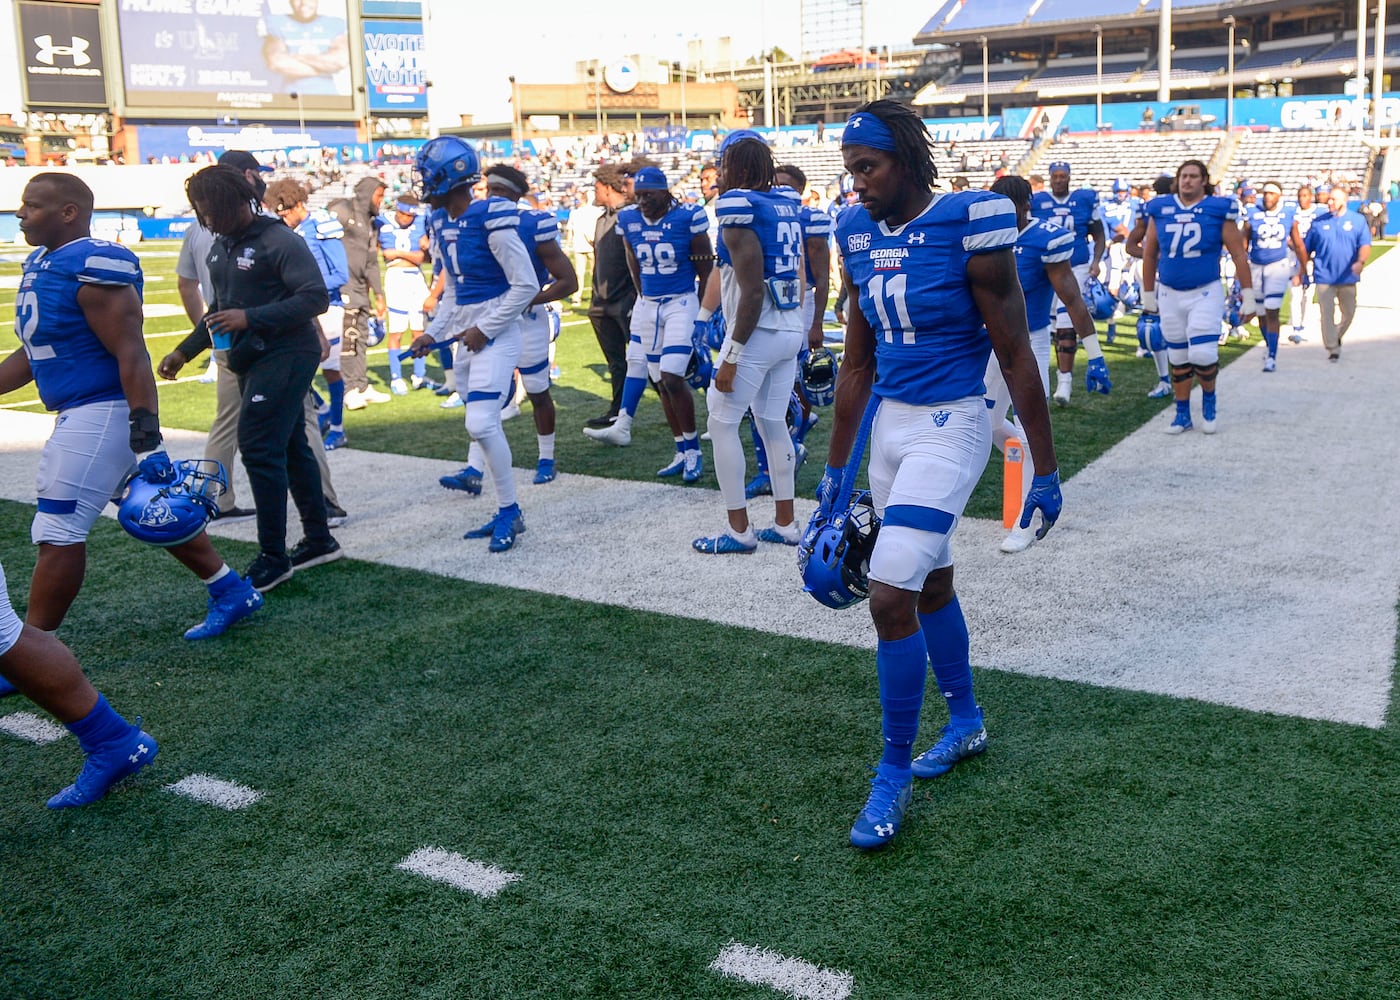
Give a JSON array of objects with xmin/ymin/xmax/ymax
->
[
  {"xmin": 1356, "ymin": 0, "xmax": 1368, "ymax": 138},
  {"xmin": 1095, "ymin": 25, "xmax": 1103, "ymax": 129},
  {"xmin": 1224, "ymin": 16, "xmax": 1235, "ymax": 134},
  {"xmin": 1374, "ymin": 0, "xmax": 1388, "ymax": 141},
  {"xmin": 980, "ymin": 36, "xmax": 989, "ymax": 131},
  {"xmin": 588, "ymin": 66, "xmax": 602, "ymax": 137},
  {"xmin": 290, "ymin": 91, "xmax": 304, "ymax": 162},
  {"xmin": 509, "ymin": 75, "xmax": 522, "ymax": 152}
]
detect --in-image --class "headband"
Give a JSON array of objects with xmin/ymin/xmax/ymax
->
[
  {"xmin": 395, "ymin": 200, "xmax": 418, "ymax": 214},
  {"xmin": 841, "ymin": 112, "xmax": 897, "ymax": 152},
  {"xmin": 488, "ymin": 173, "xmax": 524, "ymax": 196},
  {"xmin": 1048, "ymin": 161, "xmax": 1071, "ymax": 175},
  {"xmin": 1261, "ymin": 182, "xmax": 1282, "ymax": 195}
]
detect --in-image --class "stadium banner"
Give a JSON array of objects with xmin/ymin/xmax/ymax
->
[
  {"xmin": 1010, "ymin": 94, "xmax": 1400, "ymax": 135},
  {"xmin": 116, "ymin": 0, "xmax": 356, "ymax": 115},
  {"xmin": 18, "ymin": 0, "xmax": 108, "ymax": 107},
  {"xmin": 133, "ymin": 123, "xmax": 363, "ymax": 161},
  {"xmin": 362, "ymin": 18, "xmax": 425, "ymax": 113},
  {"xmin": 361, "ymin": 0, "xmax": 420, "ymax": 14}
]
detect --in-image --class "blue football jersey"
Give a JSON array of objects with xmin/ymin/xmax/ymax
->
[
  {"xmin": 15, "ymin": 239, "xmax": 143, "ymax": 412},
  {"xmin": 1144, "ymin": 195, "xmax": 1238, "ymax": 289},
  {"xmin": 261, "ymin": 12, "xmax": 349, "ymax": 94},
  {"xmin": 798, "ymin": 201, "xmax": 834, "ymax": 288},
  {"xmin": 1014, "ymin": 220, "xmax": 1076, "ymax": 332},
  {"xmin": 378, "ymin": 214, "xmax": 426, "ymax": 257},
  {"xmin": 1101, "ymin": 198, "xmax": 1136, "ymax": 241},
  {"xmin": 516, "ymin": 207, "xmax": 562, "ymax": 288},
  {"xmin": 715, "ymin": 187, "xmax": 805, "ymax": 332},
  {"xmin": 617, "ymin": 202, "xmax": 708, "ymax": 297},
  {"xmin": 1245, "ymin": 205, "xmax": 1296, "ymax": 265},
  {"xmin": 431, "ymin": 196, "xmax": 521, "ymax": 305},
  {"xmin": 297, "ymin": 209, "xmax": 349, "ymax": 302},
  {"xmin": 1030, "ymin": 188, "xmax": 1098, "ymax": 265},
  {"xmin": 838, "ymin": 190, "xmax": 1019, "ymax": 406}
]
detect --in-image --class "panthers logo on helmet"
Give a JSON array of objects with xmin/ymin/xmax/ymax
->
[
  {"xmin": 118, "ymin": 459, "xmax": 228, "ymax": 548},
  {"xmin": 799, "ymin": 491, "xmax": 881, "ymax": 610},
  {"xmin": 1083, "ymin": 277, "xmax": 1115, "ymax": 321},
  {"xmin": 801, "ymin": 347, "xmax": 838, "ymax": 407},
  {"xmin": 685, "ymin": 347, "xmax": 713, "ymax": 390}
]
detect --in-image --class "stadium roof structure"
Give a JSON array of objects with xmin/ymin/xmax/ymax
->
[{"xmin": 915, "ymin": 0, "xmax": 1308, "ymax": 45}]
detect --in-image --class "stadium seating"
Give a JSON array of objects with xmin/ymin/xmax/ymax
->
[
  {"xmin": 1224, "ymin": 129, "xmax": 1375, "ymax": 191},
  {"xmin": 1034, "ymin": 131, "xmax": 1224, "ymax": 192}
]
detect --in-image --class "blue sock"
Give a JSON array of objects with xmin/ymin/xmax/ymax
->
[
  {"xmin": 437, "ymin": 345, "xmax": 454, "ymax": 372},
  {"xmin": 1263, "ymin": 328, "xmax": 1279, "ymax": 357},
  {"xmin": 674, "ymin": 437, "xmax": 687, "ymax": 455},
  {"xmin": 619, "ymin": 376, "xmax": 646, "ymax": 418},
  {"xmin": 750, "ymin": 417, "xmax": 768, "ymax": 474},
  {"xmin": 328, "ymin": 381, "xmax": 345, "ymax": 425},
  {"xmin": 413, "ymin": 356, "xmax": 427, "ymax": 381},
  {"xmin": 683, "ymin": 432, "xmax": 699, "ymax": 451},
  {"xmin": 877, "ymin": 632, "xmax": 929, "ymax": 769},
  {"xmin": 389, "ymin": 349, "xmax": 403, "ymax": 380},
  {"xmin": 208, "ymin": 568, "xmax": 242, "ymax": 597},
  {"xmin": 67, "ymin": 694, "xmax": 132, "ymax": 753},
  {"xmin": 919, "ymin": 596, "xmax": 979, "ymax": 724},
  {"xmin": 1176, "ymin": 399, "xmax": 1190, "ymax": 420}
]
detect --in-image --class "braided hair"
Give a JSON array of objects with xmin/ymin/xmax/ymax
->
[
  {"xmin": 850, "ymin": 99, "xmax": 939, "ymax": 191},
  {"xmin": 186, "ymin": 165, "xmax": 260, "ymax": 235},
  {"xmin": 991, "ymin": 174, "xmax": 1031, "ymax": 212},
  {"xmin": 720, "ymin": 137, "xmax": 774, "ymax": 193}
]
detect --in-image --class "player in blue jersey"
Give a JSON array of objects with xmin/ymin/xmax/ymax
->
[
  {"xmin": 1288, "ymin": 184, "xmax": 1325, "ymax": 343},
  {"xmin": 1101, "ymin": 178, "xmax": 1138, "ymax": 306},
  {"xmin": 484, "ymin": 164, "xmax": 579, "ymax": 484},
  {"xmin": 261, "ymin": 0, "xmax": 350, "ymax": 96},
  {"xmin": 1, "ymin": 173, "xmax": 261, "ymax": 646},
  {"xmin": 377, "ymin": 192, "xmax": 436, "ymax": 397},
  {"xmin": 824, "ymin": 102, "xmax": 1061, "ymax": 850},
  {"xmin": 1141, "ymin": 159, "xmax": 1254, "ymax": 435},
  {"xmin": 410, "ymin": 137, "xmax": 540, "ymax": 553},
  {"xmin": 988, "ymin": 175, "xmax": 1096, "ymax": 554},
  {"xmin": 1241, "ymin": 182, "xmax": 1305, "ymax": 372},
  {"xmin": 690, "ymin": 130, "xmax": 805, "ymax": 552},
  {"xmin": 586, "ymin": 166, "xmax": 712, "ymax": 484},
  {"xmin": 1030, "ymin": 161, "xmax": 1108, "ymax": 405}
]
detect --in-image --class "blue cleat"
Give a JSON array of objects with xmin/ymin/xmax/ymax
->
[
  {"xmin": 323, "ymin": 429, "xmax": 348, "ymax": 451},
  {"xmin": 439, "ymin": 392, "xmax": 464, "ymax": 409},
  {"xmin": 682, "ymin": 449, "xmax": 704, "ymax": 484},
  {"xmin": 656, "ymin": 453, "xmax": 686, "ymax": 478},
  {"xmin": 795, "ymin": 411, "xmax": 819, "ymax": 443},
  {"xmin": 433, "ymin": 383, "xmax": 455, "ymax": 396},
  {"xmin": 691, "ymin": 529, "xmax": 758, "ymax": 554},
  {"xmin": 316, "ymin": 407, "xmax": 331, "ymax": 437},
  {"xmin": 1084, "ymin": 356, "xmax": 1112, "ymax": 394},
  {"xmin": 440, "ymin": 466, "xmax": 483, "ymax": 494},
  {"xmin": 1146, "ymin": 380, "xmax": 1173, "ymax": 399},
  {"xmin": 911, "ymin": 711, "xmax": 988, "ymax": 779},
  {"xmin": 794, "ymin": 441, "xmax": 809, "ymax": 469},
  {"xmin": 755, "ymin": 523, "xmax": 800, "ymax": 545},
  {"xmin": 849, "ymin": 762, "xmax": 913, "ymax": 849},
  {"xmin": 745, "ymin": 471, "xmax": 772, "ymax": 499},
  {"xmin": 534, "ymin": 458, "xmax": 557, "ymax": 484},
  {"xmin": 1201, "ymin": 393, "xmax": 1217, "ymax": 435},
  {"xmin": 184, "ymin": 578, "xmax": 263, "ymax": 641},
  {"xmin": 488, "ymin": 506, "xmax": 526, "ymax": 552},
  {"xmin": 1165, "ymin": 410, "xmax": 1193, "ymax": 435},
  {"xmin": 411, "ymin": 375, "xmax": 441, "ymax": 392},
  {"xmin": 47, "ymin": 727, "xmax": 158, "ymax": 809}
]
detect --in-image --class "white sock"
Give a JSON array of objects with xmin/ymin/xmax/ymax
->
[{"xmin": 538, "ymin": 433, "xmax": 555, "ymax": 461}]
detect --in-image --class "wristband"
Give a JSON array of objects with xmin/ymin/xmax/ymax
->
[
  {"xmin": 1240, "ymin": 288, "xmax": 1257, "ymax": 314},
  {"xmin": 129, "ymin": 407, "xmax": 162, "ymax": 454},
  {"xmin": 1140, "ymin": 288, "xmax": 1158, "ymax": 313},
  {"xmin": 696, "ymin": 307, "xmax": 714, "ymax": 323},
  {"xmin": 723, "ymin": 342, "xmax": 744, "ymax": 364}
]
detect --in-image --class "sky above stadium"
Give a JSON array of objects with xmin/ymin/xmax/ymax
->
[{"xmin": 423, "ymin": 0, "xmax": 923, "ymax": 127}]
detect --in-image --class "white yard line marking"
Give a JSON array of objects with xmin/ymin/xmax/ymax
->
[
  {"xmin": 0, "ymin": 711, "xmax": 68, "ymax": 745},
  {"xmin": 395, "ymin": 847, "xmax": 521, "ymax": 898},
  {"xmin": 710, "ymin": 942, "xmax": 854, "ymax": 1000},
  {"xmin": 166, "ymin": 773, "xmax": 264, "ymax": 810}
]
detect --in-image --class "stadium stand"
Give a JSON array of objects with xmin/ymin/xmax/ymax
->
[
  {"xmin": 1224, "ymin": 129, "xmax": 1375, "ymax": 191},
  {"xmin": 1033, "ymin": 54, "xmax": 1151, "ymax": 97},
  {"xmin": 1031, "ymin": 132, "xmax": 1225, "ymax": 192}
]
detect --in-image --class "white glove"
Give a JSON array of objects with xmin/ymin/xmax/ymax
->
[{"xmin": 1140, "ymin": 288, "xmax": 1158, "ymax": 313}]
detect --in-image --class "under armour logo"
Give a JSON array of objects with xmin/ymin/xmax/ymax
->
[
  {"xmin": 849, "ymin": 118, "xmax": 861, "ymax": 128},
  {"xmin": 34, "ymin": 35, "xmax": 90, "ymax": 66},
  {"xmin": 907, "ymin": 232, "xmax": 926, "ymax": 244},
  {"xmin": 129, "ymin": 743, "xmax": 149, "ymax": 764},
  {"xmin": 874, "ymin": 822, "xmax": 893, "ymax": 837}
]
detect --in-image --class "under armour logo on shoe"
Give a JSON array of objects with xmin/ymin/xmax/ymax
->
[
  {"xmin": 128, "ymin": 743, "xmax": 150, "ymax": 764},
  {"xmin": 874, "ymin": 822, "xmax": 894, "ymax": 838}
]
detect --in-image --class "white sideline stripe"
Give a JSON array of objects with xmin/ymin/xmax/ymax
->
[
  {"xmin": 395, "ymin": 847, "xmax": 521, "ymax": 898},
  {"xmin": 710, "ymin": 943, "xmax": 854, "ymax": 1000},
  {"xmin": 0, "ymin": 711, "xmax": 68, "ymax": 745},
  {"xmin": 166, "ymin": 773, "xmax": 263, "ymax": 810}
]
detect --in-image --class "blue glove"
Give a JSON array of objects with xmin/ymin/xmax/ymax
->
[
  {"xmin": 815, "ymin": 463, "xmax": 844, "ymax": 519},
  {"xmin": 692, "ymin": 318, "xmax": 711, "ymax": 352},
  {"xmin": 138, "ymin": 450, "xmax": 176, "ymax": 484},
  {"xmin": 1084, "ymin": 356, "xmax": 1112, "ymax": 395},
  {"xmin": 1019, "ymin": 470, "xmax": 1062, "ymax": 540}
]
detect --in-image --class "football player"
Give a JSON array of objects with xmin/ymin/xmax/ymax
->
[
  {"xmin": 1, "ymin": 173, "xmax": 261, "ymax": 647},
  {"xmin": 1287, "ymin": 184, "xmax": 1325, "ymax": 343},
  {"xmin": 410, "ymin": 138, "xmax": 540, "ymax": 553},
  {"xmin": 827, "ymin": 101, "xmax": 1060, "ymax": 849},
  {"xmin": 0, "ymin": 557, "xmax": 157, "ymax": 807},
  {"xmin": 1241, "ymin": 182, "xmax": 1305, "ymax": 372},
  {"xmin": 486, "ymin": 164, "xmax": 579, "ymax": 484},
  {"xmin": 1126, "ymin": 174, "xmax": 1178, "ymax": 397},
  {"xmin": 377, "ymin": 192, "xmax": 435, "ymax": 396},
  {"xmin": 1030, "ymin": 161, "xmax": 1106, "ymax": 406},
  {"xmin": 1100, "ymin": 178, "xmax": 1137, "ymax": 304},
  {"xmin": 692, "ymin": 130, "xmax": 804, "ymax": 552},
  {"xmin": 585, "ymin": 165, "xmax": 711, "ymax": 486},
  {"xmin": 1141, "ymin": 159, "xmax": 1255, "ymax": 434}
]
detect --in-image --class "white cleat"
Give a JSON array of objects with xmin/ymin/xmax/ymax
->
[
  {"xmin": 999, "ymin": 522, "xmax": 1036, "ymax": 554},
  {"xmin": 583, "ymin": 423, "xmax": 631, "ymax": 447},
  {"xmin": 1052, "ymin": 382, "xmax": 1072, "ymax": 407},
  {"xmin": 360, "ymin": 385, "xmax": 391, "ymax": 404}
]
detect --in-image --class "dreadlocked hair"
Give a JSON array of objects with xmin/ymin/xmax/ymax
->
[
  {"xmin": 990, "ymin": 174, "xmax": 1031, "ymax": 212},
  {"xmin": 852, "ymin": 99, "xmax": 939, "ymax": 191},
  {"xmin": 186, "ymin": 165, "xmax": 261, "ymax": 235},
  {"xmin": 722, "ymin": 138, "xmax": 774, "ymax": 192}
]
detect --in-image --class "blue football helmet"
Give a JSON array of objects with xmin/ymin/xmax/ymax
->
[
  {"xmin": 800, "ymin": 491, "xmax": 881, "ymax": 611},
  {"xmin": 702, "ymin": 311, "xmax": 727, "ymax": 352},
  {"xmin": 1084, "ymin": 277, "xmax": 1115, "ymax": 321},
  {"xmin": 366, "ymin": 315, "xmax": 386, "ymax": 347},
  {"xmin": 685, "ymin": 346, "xmax": 713, "ymax": 390},
  {"xmin": 1116, "ymin": 278, "xmax": 1141, "ymax": 312},
  {"xmin": 414, "ymin": 136, "xmax": 480, "ymax": 199},
  {"xmin": 1112, "ymin": 177, "xmax": 1130, "ymax": 195},
  {"xmin": 1137, "ymin": 312, "xmax": 1165, "ymax": 352},
  {"xmin": 801, "ymin": 346, "xmax": 838, "ymax": 406},
  {"xmin": 717, "ymin": 129, "xmax": 766, "ymax": 166},
  {"xmin": 117, "ymin": 459, "xmax": 227, "ymax": 548}
]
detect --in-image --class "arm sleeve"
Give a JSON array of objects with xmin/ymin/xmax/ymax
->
[
  {"xmin": 243, "ymin": 233, "xmax": 331, "ymax": 334},
  {"xmin": 478, "ymin": 229, "xmax": 541, "ymax": 340}
]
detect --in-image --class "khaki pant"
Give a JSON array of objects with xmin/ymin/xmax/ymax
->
[
  {"xmin": 204, "ymin": 351, "xmax": 339, "ymax": 512},
  {"xmin": 1315, "ymin": 283, "xmax": 1358, "ymax": 354}
]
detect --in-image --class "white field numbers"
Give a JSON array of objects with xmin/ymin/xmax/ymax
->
[{"xmin": 867, "ymin": 273, "xmax": 915, "ymax": 343}]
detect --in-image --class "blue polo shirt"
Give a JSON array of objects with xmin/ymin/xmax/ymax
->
[{"xmin": 1304, "ymin": 209, "xmax": 1371, "ymax": 285}]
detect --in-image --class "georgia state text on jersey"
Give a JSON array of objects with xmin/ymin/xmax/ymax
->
[
  {"xmin": 1144, "ymin": 194, "xmax": 1240, "ymax": 289},
  {"xmin": 617, "ymin": 201, "xmax": 708, "ymax": 297},
  {"xmin": 15, "ymin": 238, "xmax": 143, "ymax": 411},
  {"xmin": 1030, "ymin": 188, "xmax": 1098, "ymax": 265},
  {"xmin": 715, "ymin": 187, "xmax": 805, "ymax": 332},
  {"xmin": 1245, "ymin": 204, "xmax": 1297, "ymax": 265},
  {"xmin": 838, "ymin": 191, "xmax": 1019, "ymax": 405},
  {"xmin": 430, "ymin": 196, "xmax": 521, "ymax": 304},
  {"xmin": 1013, "ymin": 220, "xmax": 1076, "ymax": 332},
  {"xmin": 517, "ymin": 207, "xmax": 563, "ymax": 287}
]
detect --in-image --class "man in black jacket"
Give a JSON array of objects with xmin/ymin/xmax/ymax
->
[
  {"xmin": 328, "ymin": 175, "xmax": 390, "ymax": 408},
  {"xmin": 158, "ymin": 166, "xmax": 341, "ymax": 592},
  {"xmin": 585, "ymin": 164, "xmax": 635, "ymax": 427}
]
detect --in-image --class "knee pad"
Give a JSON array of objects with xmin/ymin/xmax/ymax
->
[
  {"xmin": 1193, "ymin": 361, "xmax": 1220, "ymax": 381},
  {"xmin": 463, "ymin": 399, "xmax": 504, "ymax": 441},
  {"xmin": 1170, "ymin": 365, "xmax": 1195, "ymax": 384},
  {"xmin": 868, "ymin": 523, "xmax": 952, "ymax": 593},
  {"xmin": 1187, "ymin": 341, "xmax": 1219, "ymax": 368},
  {"xmin": 1056, "ymin": 331, "xmax": 1078, "ymax": 354}
]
